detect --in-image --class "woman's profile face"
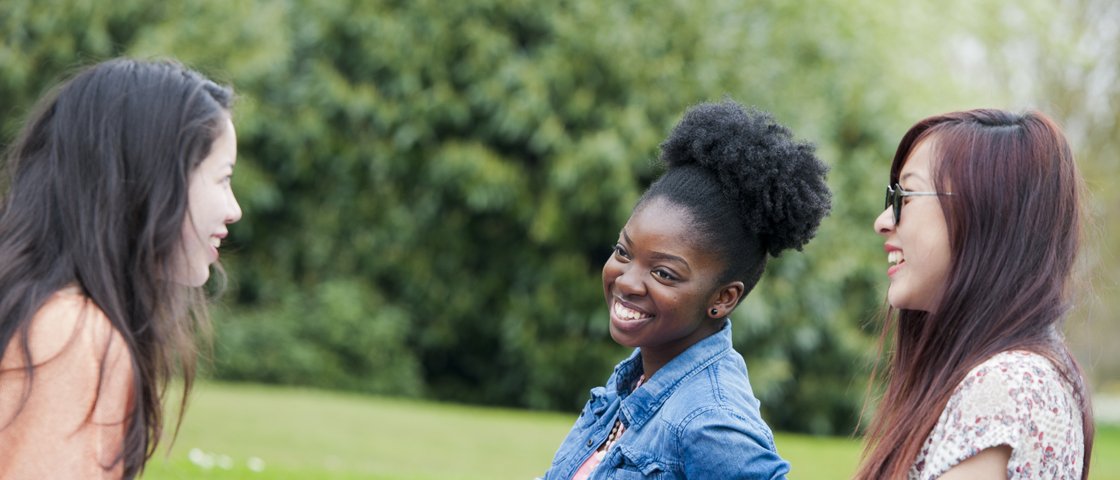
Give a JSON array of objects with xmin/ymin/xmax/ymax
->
[
  {"xmin": 174, "ymin": 117, "xmax": 242, "ymax": 287},
  {"xmin": 873, "ymin": 138, "xmax": 951, "ymax": 313},
  {"xmin": 602, "ymin": 197, "xmax": 729, "ymax": 361}
]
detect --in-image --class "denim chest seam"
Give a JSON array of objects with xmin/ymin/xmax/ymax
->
[{"xmin": 629, "ymin": 346, "xmax": 731, "ymax": 429}]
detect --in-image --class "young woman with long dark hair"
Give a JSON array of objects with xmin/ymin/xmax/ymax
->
[
  {"xmin": 0, "ymin": 58, "xmax": 242, "ymax": 478},
  {"xmin": 857, "ymin": 109, "xmax": 1093, "ymax": 479},
  {"xmin": 542, "ymin": 100, "xmax": 831, "ymax": 479}
]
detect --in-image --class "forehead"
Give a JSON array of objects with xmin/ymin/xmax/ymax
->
[
  {"xmin": 900, "ymin": 138, "xmax": 938, "ymax": 182},
  {"xmin": 628, "ymin": 199, "xmax": 692, "ymax": 239},
  {"xmin": 197, "ymin": 118, "xmax": 237, "ymax": 170},
  {"xmin": 626, "ymin": 198, "xmax": 721, "ymax": 266}
]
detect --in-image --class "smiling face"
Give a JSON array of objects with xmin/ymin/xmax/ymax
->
[
  {"xmin": 873, "ymin": 138, "xmax": 952, "ymax": 313},
  {"xmin": 174, "ymin": 116, "xmax": 242, "ymax": 287},
  {"xmin": 602, "ymin": 197, "xmax": 744, "ymax": 374}
]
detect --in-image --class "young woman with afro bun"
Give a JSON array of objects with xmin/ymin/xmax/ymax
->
[{"xmin": 542, "ymin": 100, "xmax": 831, "ymax": 480}]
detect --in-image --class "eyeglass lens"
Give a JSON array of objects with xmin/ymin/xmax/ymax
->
[{"xmin": 885, "ymin": 185, "xmax": 901, "ymax": 225}]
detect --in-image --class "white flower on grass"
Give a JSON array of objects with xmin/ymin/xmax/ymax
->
[
  {"xmin": 188, "ymin": 448, "xmax": 214, "ymax": 470},
  {"xmin": 217, "ymin": 454, "xmax": 234, "ymax": 470},
  {"xmin": 247, "ymin": 456, "xmax": 266, "ymax": 473}
]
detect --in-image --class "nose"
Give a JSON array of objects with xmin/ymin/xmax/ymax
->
[
  {"xmin": 226, "ymin": 190, "xmax": 243, "ymax": 224},
  {"xmin": 614, "ymin": 263, "xmax": 646, "ymax": 297},
  {"xmin": 874, "ymin": 206, "xmax": 894, "ymax": 236}
]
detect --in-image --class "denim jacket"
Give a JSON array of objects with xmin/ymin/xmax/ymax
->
[{"xmin": 543, "ymin": 320, "xmax": 789, "ymax": 479}]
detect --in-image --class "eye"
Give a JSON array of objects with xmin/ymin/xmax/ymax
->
[
  {"xmin": 612, "ymin": 244, "xmax": 630, "ymax": 261},
  {"xmin": 652, "ymin": 269, "xmax": 677, "ymax": 281}
]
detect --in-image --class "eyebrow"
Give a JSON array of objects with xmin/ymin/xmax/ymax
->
[
  {"xmin": 621, "ymin": 229, "xmax": 692, "ymax": 272},
  {"xmin": 898, "ymin": 171, "xmax": 930, "ymax": 188}
]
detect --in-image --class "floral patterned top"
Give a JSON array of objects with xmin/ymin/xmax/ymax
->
[{"xmin": 911, "ymin": 350, "xmax": 1084, "ymax": 479}]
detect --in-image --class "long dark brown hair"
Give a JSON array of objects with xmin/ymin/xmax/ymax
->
[
  {"xmin": 0, "ymin": 58, "xmax": 233, "ymax": 478},
  {"xmin": 856, "ymin": 109, "xmax": 1094, "ymax": 479}
]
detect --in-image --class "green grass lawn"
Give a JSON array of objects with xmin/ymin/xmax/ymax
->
[{"xmin": 142, "ymin": 382, "xmax": 1119, "ymax": 479}]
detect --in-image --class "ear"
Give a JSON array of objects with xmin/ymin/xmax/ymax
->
[{"xmin": 707, "ymin": 281, "xmax": 745, "ymax": 318}]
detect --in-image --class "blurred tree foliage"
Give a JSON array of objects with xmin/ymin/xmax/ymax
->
[{"xmin": 3, "ymin": 0, "xmax": 1114, "ymax": 435}]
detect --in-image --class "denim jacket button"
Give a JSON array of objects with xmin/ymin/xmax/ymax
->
[{"xmin": 586, "ymin": 439, "xmax": 594, "ymax": 447}]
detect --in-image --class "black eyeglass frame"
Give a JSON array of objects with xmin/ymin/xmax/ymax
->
[{"xmin": 884, "ymin": 183, "xmax": 952, "ymax": 225}]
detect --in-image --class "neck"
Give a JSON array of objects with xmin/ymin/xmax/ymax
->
[{"xmin": 639, "ymin": 319, "xmax": 722, "ymax": 379}]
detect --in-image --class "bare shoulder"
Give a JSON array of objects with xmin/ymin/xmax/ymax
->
[
  {"xmin": 0, "ymin": 288, "xmax": 133, "ymax": 480},
  {"xmin": 1, "ymin": 287, "xmax": 133, "ymax": 394},
  {"xmin": 1, "ymin": 287, "xmax": 133, "ymax": 413},
  {"xmin": 22, "ymin": 287, "xmax": 126, "ymax": 367}
]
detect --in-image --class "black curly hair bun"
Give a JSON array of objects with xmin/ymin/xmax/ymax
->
[{"xmin": 659, "ymin": 100, "xmax": 831, "ymax": 256}]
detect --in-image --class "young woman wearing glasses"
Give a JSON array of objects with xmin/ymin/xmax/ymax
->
[
  {"xmin": 542, "ymin": 100, "xmax": 830, "ymax": 479},
  {"xmin": 857, "ymin": 109, "xmax": 1093, "ymax": 479}
]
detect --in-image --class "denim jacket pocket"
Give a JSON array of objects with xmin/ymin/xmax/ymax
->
[{"xmin": 604, "ymin": 445, "xmax": 670, "ymax": 479}]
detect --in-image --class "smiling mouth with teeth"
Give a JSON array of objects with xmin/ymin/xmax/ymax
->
[
  {"xmin": 888, "ymin": 250, "xmax": 903, "ymax": 266},
  {"xmin": 613, "ymin": 300, "xmax": 652, "ymax": 321}
]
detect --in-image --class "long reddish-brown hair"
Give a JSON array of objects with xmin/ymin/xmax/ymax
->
[{"xmin": 856, "ymin": 109, "xmax": 1094, "ymax": 479}]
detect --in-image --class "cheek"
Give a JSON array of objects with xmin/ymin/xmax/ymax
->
[
  {"xmin": 928, "ymin": 241, "xmax": 953, "ymax": 291},
  {"xmin": 907, "ymin": 240, "xmax": 947, "ymax": 283},
  {"xmin": 602, "ymin": 258, "xmax": 621, "ymax": 289},
  {"xmin": 171, "ymin": 217, "xmax": 205, "ymax": 286},
  {"xmin": 185, "ymin": 180, "xmax": 205, "ymax": 224},
  {"xmin": 670, "ymin": 289, "xmax": 706, "ymax": 317},
  {"xmin": 179, "ymin": 215, "xmax": 203, "ymax": 257},
  {"xmin": 189, "ymin": 186, "xmax": 225, "ymax": 226},
  {"xmin": 897, "ymin": 224, "xmax": 953, "ymax": 310},
  {"xmin": 922, "ymin": 220, "xmax": 952, "ymax": 277}
]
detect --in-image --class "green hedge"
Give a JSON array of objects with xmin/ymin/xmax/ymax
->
[{"xmin": 0, "ymin": 0, "xmax": 996, "ymax": 434}]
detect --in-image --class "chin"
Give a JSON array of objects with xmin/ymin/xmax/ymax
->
[
  {"xmin": 190, "ymin": 267, "xmax": 213, "ymax": 287},
  {"xmin": 888, "ymin": 290, "xmax": 937, "ymax": 313},
  {"xmin": 607, "ymin": 326, "xmax": 637, "ymax": 348},
  {"xmin": 887, "ymin": 287, "xmax": 911, "ymax": 311},
  {"xmin": 175, "ymin": 276, "xmax": 208, "ymax": 288}
]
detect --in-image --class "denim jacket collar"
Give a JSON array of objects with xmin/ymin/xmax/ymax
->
[{"xmin": 612, "ymin": 320, "xmax": 733, "ymax": 432}]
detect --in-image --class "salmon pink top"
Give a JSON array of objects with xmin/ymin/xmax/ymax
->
[{"xmin": 0, "ymin": 287, "xmax": 133, "ymax": 478}]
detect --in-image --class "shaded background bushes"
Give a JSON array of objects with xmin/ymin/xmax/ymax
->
[{"xmin": 2, "ymin": 0, "xmax": 1118, "ymax": 435}]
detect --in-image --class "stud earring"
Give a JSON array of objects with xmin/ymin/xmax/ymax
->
[{"xmin": 710, "ymin": 308, "xmax": 719, "ymax": 316}]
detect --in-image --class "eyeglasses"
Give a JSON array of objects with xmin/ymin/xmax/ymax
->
[{"xmin": 884, "ymin": 183, "xmax": 952, "ymax": 225}]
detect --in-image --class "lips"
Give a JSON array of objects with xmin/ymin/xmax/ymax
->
[
  {"xmin": 212, "ymin": 231, "xmax": 228, "ymax": 245},
  {"xmin": 610, "ymin": 298, "xmax": 654, "ymax": 336},
  {"xmin": 209, "ymin": 232, "xmax": 228, "ymax": 261},
  {"xmin": 885, "ymin": 245, "xmax": 904, "ymax": 277}
]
